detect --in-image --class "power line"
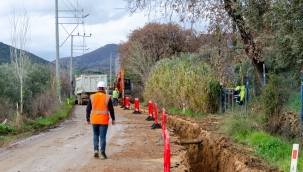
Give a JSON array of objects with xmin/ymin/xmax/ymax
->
[{"xmin": 55, "ymin": 0, "xmax": 89, "ymax": 100}]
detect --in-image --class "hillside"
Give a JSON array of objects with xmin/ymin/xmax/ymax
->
[
  {"xmin": 58, "ymin": 44, "xmax": 119, "ymax": 72},
  {"xmin": 0, "ymin": 42, "xmax": 50, "ymax": 65}
]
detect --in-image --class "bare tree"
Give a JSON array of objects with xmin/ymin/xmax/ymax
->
[
  {"xmin": 9, "ymin": 7, "xmax": 31, "ymax": 114},
  {"xmin": 118, "ymin": 22, "xmax": 205, "ymax": 87},
  {"xmin": 124, "ymin": 42, "xmax": 156, "ymax": 87}
]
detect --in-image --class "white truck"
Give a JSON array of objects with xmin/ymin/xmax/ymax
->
[{"xmin": 74, "ymin": 74, "xmax": 108, "ymax": 105}]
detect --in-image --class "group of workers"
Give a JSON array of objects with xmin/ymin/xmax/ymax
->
[{"xmin": 86, "ymin": 83, "xmax": 120, "ymax": 160}]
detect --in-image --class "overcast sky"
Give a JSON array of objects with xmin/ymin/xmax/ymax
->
[{"xmin": 0, "ymin": 0, "xmax": 204, "ymax": 62}]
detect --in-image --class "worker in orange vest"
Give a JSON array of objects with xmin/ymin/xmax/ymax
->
[{"xmin": 86, "ymin": 81, "xmax": 115, "ymax": 159}]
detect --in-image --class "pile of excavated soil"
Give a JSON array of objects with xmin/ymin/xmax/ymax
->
[{"xmin": 166, "ymin": 114, "xmax": 282, "ymax": 172}]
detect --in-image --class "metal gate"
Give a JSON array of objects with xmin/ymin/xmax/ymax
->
[{"xmin": 221, "ymin": 87, "xmax": 247, "ymax": 115}]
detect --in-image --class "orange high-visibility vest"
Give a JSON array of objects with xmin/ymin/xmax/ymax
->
[{"xmin": 90, "ymin": 92, "xmax": 111, "ymax": 124}]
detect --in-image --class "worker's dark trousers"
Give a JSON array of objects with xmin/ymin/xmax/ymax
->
[
  {"xmin": 92, "ymin": 124, "xmax": 108, "ymax": 154},
  {"xmin": 113, "ymin": 98, "xmax": 118, "ymax": 106}
]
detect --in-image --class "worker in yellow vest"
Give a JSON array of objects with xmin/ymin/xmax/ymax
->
[
  {"xmin": 86, "ymin": 81, "xmax": 115, "ymax": 159},
  {"xmin": 112, "ymin": 88, "xmax": 119, "ymax": 106}
]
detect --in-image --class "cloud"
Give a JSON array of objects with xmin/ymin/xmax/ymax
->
[{"xmin": 0, "ymin": 0, "xmax": 207, "ymax": 62}]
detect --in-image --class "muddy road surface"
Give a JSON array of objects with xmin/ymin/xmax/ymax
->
[
  {"xmin": 0, "ymin": 105, "xmax": 181, "ymax": 172},
  {"xmin": 0, "ymin": 104, "xmax": 280, "ymax": 172}
]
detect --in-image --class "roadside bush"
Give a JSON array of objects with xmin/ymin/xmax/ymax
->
[
  {"xmin": 28, "ymin": 90, "xmax": 58, "ymax": 118},
  {"xmin": 261, "ymin": 73, "xmax": 289, "ymax": 119},
  {"xmin": 0, "ymin": 124, "xmax": 16, "ymax": 135},
  {"xmin": 60, "ymin": 70, "xmax": 72, "ymax": 97},
  {"xmin": 261, "ymin": 73, "xmax": 289, "ymax": 134},
  {"xmin": 144, "ymin": 54, "xmax": 218, "ymax": 113},
  {"xmin": 0, "ymin": 98, "xmax": 15, "ymax": 123},
  {"xmin": 207, "ymin": 80, "xmax": 220, "ymax": 113}
]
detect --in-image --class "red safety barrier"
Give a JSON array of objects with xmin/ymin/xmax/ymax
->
[
  {"xmin": 123, "ymin": 97, "xmax": 130, "ymax": 110},
  {"xmin": 162, "ymin": 108, "xmax": 166, "ymax": 137},
  {"xmin": 151, "ymin": 103, "xmax": 161, "ymax": 129},
  {"xmin": 120, "ymin": 96, "xmax": 125, "ymax": 108},
  {"xmin": 132, "ymin": 98, "xmax": 142, "ymax": 114},
  {"xmin": 164, "ymin": 129, "xmax": 170, "ymax": 172},
  {"xmin": 146, "ymin": 100, "xmax": 155, "ymax": 121},
  {"xmin": 154, "ymin": 103, "xmax": 158, "ymax": 123}
]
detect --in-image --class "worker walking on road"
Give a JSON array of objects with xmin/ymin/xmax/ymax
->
[
  {"xmin": 86, "ymin": 81, "xmax": 115, "ymax": 159},
  {"xmin": 112, "ymin": 88, "xmax": 119, "ymax": 106}
]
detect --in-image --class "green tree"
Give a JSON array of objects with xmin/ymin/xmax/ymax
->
[{"xmin": 126, "ymin": 0, "xmax": 303, "ymax": 85}]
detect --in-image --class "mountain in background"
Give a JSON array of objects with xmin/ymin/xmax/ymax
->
[
  {"xmin": 0, "ymin": 42, "xmax": 50, "ymax": 65},
  {"xmin": 57, "ymin": 44, "xmax": 119, "ymax": 72}
]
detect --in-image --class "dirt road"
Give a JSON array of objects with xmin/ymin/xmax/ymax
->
[{"xmin": 0, "ymin": 105, "xmax": 180, "ymax": 172}]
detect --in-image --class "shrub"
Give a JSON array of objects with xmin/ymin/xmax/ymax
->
[
  {"xmin": 0, "ymin": 124, "xmax": 16, "ymax": 135},
  {"xmin": 28, "ymin": 90, "xmax": 58, "ymax": 118},
  {"xmin": 0, "ymin": 98, "xmax": 14, "ymax": 122},
  {"xmin": 144, "ymin": 54, "xmax": 219, "ymax": 113},
  {"xmin": 261, "ymin": 73, "xmax": 289, "ymax": 119},
  {"xmin": 207, "ymin": 80, "xmax": 221, "ymax": 113},
  {"xmin": 261, "ymin": 73, "xmax": 290, "ymax": 134}
]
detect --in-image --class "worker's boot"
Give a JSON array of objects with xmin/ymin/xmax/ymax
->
[
  {"xmin": 100, "ymin": 153, "xmax": 107, "ymax": 159},
  {"xmin": 94, "ymin": 150, "xmax": 99, "ymax": 158}
]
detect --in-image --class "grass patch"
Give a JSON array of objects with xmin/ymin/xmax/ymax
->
[
  {"xmin": 1, "ymin": 98, "xmax": 74, "ymax": 142},
  {"xmin": 222, "ymin": 114, "xmax": 303, "ymax": 171},
  {"xmin": 0, "ymin": 124, "xmax": 16, "ymax": 135},
  {"xmin": 167, "ymin": 107, "xmax": 206, "ymax": 117},
  {"xmin": 140, "ymin": 101, "xmax": 148, "ymax": 107},
  {"xmin": 38, "ymin": 98, "xmax": 73, "ymax": 126},
  {"xmin": 238, "ymin": 131, "xmax": 303, "ymax": 171},
  {"xmin": 36, "ymin": 118, "xmax": 53, "ymax": 127}
]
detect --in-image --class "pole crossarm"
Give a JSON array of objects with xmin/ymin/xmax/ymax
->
[
  {"xmin": 58, "ymin": 22, "xmax": 84, "ymax": 24},
  {"xmin": 56, "ymin": 0, "xmax": 90, "ymax": 100}
]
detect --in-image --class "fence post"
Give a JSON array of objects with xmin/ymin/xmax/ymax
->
[
  {"xmin": 224, "ymin": 88, "xmax": 226, "ymax": 112},
  {"xmin": 232, "ymin": 89, "xmax": 234, "ymax": 113},
  {"xmin": 220, "ymin": 82, "xmax": 223, "ymax": 114},
  {"xmin": 182, "ymin": 103, "xmax": 186, "ymax": 113},
  {"xmin": 263, "ymin": 64, "xmax": 266, "ymax": 86},
  {"xmin": 16, "ymin": 102, "xmax": 19, "ymax": 117},
  {"xmin": 290, "ymin": 144, "xmax": 299, "ymax": 172},
  {"xmin": 245, "ymin": 73, "xmax": 249, "ymax": 117},
  {"xmin": 300, "ymin": 71, "xmax": 303, "ymax": 139}
]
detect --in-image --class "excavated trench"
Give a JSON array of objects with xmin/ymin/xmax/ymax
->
[{"xmin": 166, "ymin": 114, "xmax": 280, "ymax": 172}]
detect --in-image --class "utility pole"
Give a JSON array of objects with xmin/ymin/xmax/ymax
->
[
  {"xmin": 55, "ymin": 0, "xmax": 61, "ymax": 103},
  {"xmin": 110, "ymin": 52, "xmax": 112, "ymax": 87},
  {"xmin": 55, "ymin": 0, "xmax": 89, "ymax": 101},
  {"xmin": 70, "ymin": 35, "xmax": 73, "ymax": 98}
]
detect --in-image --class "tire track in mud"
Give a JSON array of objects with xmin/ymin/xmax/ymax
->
[{"xmin": 0, "ymin": 105, "xmax": 185, "ymax": 172}]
